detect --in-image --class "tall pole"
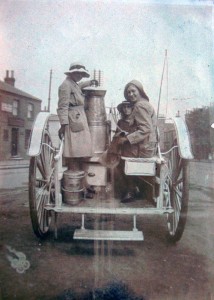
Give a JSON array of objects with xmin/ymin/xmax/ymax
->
[
  {"xmin": 157, "ymin": 49, "xmax": 167, "ymax": 119},
  {"xmin": 165, "ymin": 52, "xmax": 169, "ymax": 117},
  {"xmin": 48, "ymin": 69, "xmax": 52, "ymax": 112}
]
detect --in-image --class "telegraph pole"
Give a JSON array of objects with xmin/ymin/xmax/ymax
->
[
  {"xmin": 48, "ymin": 69, "xmax": 52, "ymax": 112},
  {"xmin": 157, "ymin": 49, "xmax": 167, "ymax": 119}
]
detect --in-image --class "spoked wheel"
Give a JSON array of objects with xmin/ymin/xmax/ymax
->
[
  {"xmin": 164, "ymin": 139, "xmax": 189, "ymax": 243},
  {"xmin": 29, "ymin": 130, "xmax": 55, "ymax": 238}
]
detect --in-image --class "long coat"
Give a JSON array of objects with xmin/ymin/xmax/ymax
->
[
  {"xmin": 57, "ymin": 77, "xmax": 92, "ymax": 158},
  {"xmin": 125, "ymin": 99, "xmax": 157, "ymax": 158}
]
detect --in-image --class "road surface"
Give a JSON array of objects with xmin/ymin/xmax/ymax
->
[{"xmin": 0, "ymin": 161, "xmax": 213, "ymax": 299}]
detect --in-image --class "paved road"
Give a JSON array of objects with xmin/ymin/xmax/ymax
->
[
  {"xmin": 0, "ymin": 160, "xmax": 213, "ymax": 190},
  {"xmin": 189, "ymin": 161, "xmax": 214, "ymax": 189},
  {"xmin": 0, "ymin": 160, "xmax": 28, "ymax": 190},
  {"xmin": 0, "ymin": 161, "xmax": 213, "ymax": 299}
]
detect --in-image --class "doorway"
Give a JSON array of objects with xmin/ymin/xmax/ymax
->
[{"xmin": 11, "ymin": 128, "xmax": 19, "ymax": 156}]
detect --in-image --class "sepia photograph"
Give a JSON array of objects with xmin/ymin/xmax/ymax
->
[{"xmin": 0, "ymin": 0, "xmax": 214, "ymax": 299}]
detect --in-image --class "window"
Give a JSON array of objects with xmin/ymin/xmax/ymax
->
[
  {"xmin": 12, "ymin": 100, "xmax": 19, "ymax": 116},
  {"xmin": 27, "ymin": 103, "xmax": 34, "ymax": 119},
  {"xmin": 25, "ymin": 129, "xmax": 31, "ymax": 149}
]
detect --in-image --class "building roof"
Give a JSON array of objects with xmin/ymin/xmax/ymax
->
[{"xmin": 0, "ymin": 80, "xmax": 42, "ymax": 102}]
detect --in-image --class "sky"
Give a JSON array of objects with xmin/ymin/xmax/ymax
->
[{"xmin": 0, "ymin": 0, "xmax": 213, "ymax": 117}]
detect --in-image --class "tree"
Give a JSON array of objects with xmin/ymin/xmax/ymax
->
[{"xmin": 185, "ymin": 107, "xmax": 211, "ymax": 159}]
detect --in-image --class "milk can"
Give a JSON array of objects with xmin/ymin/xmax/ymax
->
[
  {"xmin": 84, "ymin": 86, "xmax": 108, "ymax": 156},
  {"xmin": 62, "ymin": 170, "xmax": 85, "ymax": 205}
]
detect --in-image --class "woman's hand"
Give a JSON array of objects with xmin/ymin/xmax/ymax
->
[
  {"xmin": 90, "ymin": 79, "xmax": 99, "ymax": 87},
  {"xmin": 58, "ymin": 124, "xmax": 66, "ymax": 140}
]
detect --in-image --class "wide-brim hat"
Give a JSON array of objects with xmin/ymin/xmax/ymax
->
[
  {"xmin": 117, "ymin": 100, "xmax": 133, "ymax": 113},
  {"xmin": 64, "ymin": 62, "xmax": 90, "ymax": 78}
]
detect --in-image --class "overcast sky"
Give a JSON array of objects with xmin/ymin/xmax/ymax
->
[{"xmin": 0, "ymin": 0, "xmax": 213, "ymax": 117}]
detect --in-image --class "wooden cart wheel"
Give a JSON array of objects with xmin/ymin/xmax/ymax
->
[
  {"xmin": 164, "ymin": 139, "xmax": 189, "ymax": 243},
  {"xmin": 29, "ymin": 130, "xmax": 55, "ymax": 238}
]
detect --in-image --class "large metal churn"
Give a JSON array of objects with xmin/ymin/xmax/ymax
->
[
  {"xmin": 84, "ymin": 85, "xmax": 108, "ymax": 156},
  {"xmin": 82, "ymin": 71, "xmax": 109, "ymax": 194}
]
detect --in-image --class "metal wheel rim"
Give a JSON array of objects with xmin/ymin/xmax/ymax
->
[
  {"xmin": 164, "ymin": 141, "xmax": 188, "ymax": 240},
  {"xmin": 29, "ymin": 130, "xmax": 55, "ymax": 236}
]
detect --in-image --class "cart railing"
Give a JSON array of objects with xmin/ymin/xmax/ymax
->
[{"xmin": 54, "ymin": 138, "xmax": 64, "ymax": 209}]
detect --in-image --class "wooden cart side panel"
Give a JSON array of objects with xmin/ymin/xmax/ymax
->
[
  {"xmin": 27, "ymin": 112, "xmax": 52, "ymax": 156},
  {"xmin": 172, "ymin": 117, "xmax": 194, "ymax": 160},
  {"xmin": 48, "ymin": 115, "xmax": 61, "ymax": 149}
]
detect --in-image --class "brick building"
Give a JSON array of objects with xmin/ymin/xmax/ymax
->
[{"xmin": 0, "ymin": 70, "xmax": 42, "ymax": 161}]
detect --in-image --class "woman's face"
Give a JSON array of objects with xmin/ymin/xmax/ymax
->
[
  {"xmin": 70, "ymin": 72, "xmax": 83, "ymax": 82},
  {"xmin": 126, "ymin": 84, "xmax": 141, "ymax": 103}
]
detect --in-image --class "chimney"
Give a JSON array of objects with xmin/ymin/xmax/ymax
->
[
  {"xmin": 176, "ymin": 110, "xmax": 180, "ymax": 117},
  {"xmin": 4, "ymin": 70, "xmax": 15, "ymax": 86}
]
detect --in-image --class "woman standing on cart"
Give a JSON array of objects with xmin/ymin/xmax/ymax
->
[
  {"xmin": 57, "ymin": 62, "xmax": 96, "ymax": 171},
  {"xmin": 117, "ymin": 80, "xmax": 158, "ymax": 202}
]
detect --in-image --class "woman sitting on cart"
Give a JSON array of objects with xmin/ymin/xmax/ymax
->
[
  {"xmin": 115, "ymin": 80, "xmax": 158, "ymax": 202},
  {"xmin": 119, "ymin": 80, "xmax": 157, "ymax": 158},
  {"xmin": 113, "ymin": 100, "xmax": 139, "ymax": 201}
]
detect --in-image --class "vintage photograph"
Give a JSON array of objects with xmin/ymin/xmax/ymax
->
[{"xmin": 0, "ymin": 0, "xmax": 214, "ymax": 299}]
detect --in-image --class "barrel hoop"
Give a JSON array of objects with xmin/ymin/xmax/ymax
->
[{"xmin": 62, "ymin": 187, "xmax": 84, "ymax": 193}]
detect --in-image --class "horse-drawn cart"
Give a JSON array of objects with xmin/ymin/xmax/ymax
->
[{"xmin": 28, "ymin": 87, "xmax": 193, "ymax": 244}]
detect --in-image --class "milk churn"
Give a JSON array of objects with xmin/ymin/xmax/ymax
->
[
  {"xmin": 84, "ymin": 71, "xmax": 108, "ymax": 156},
  {"xmin": 62, "ymin": 170, "xmax": 85, "ymax": 205}
]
